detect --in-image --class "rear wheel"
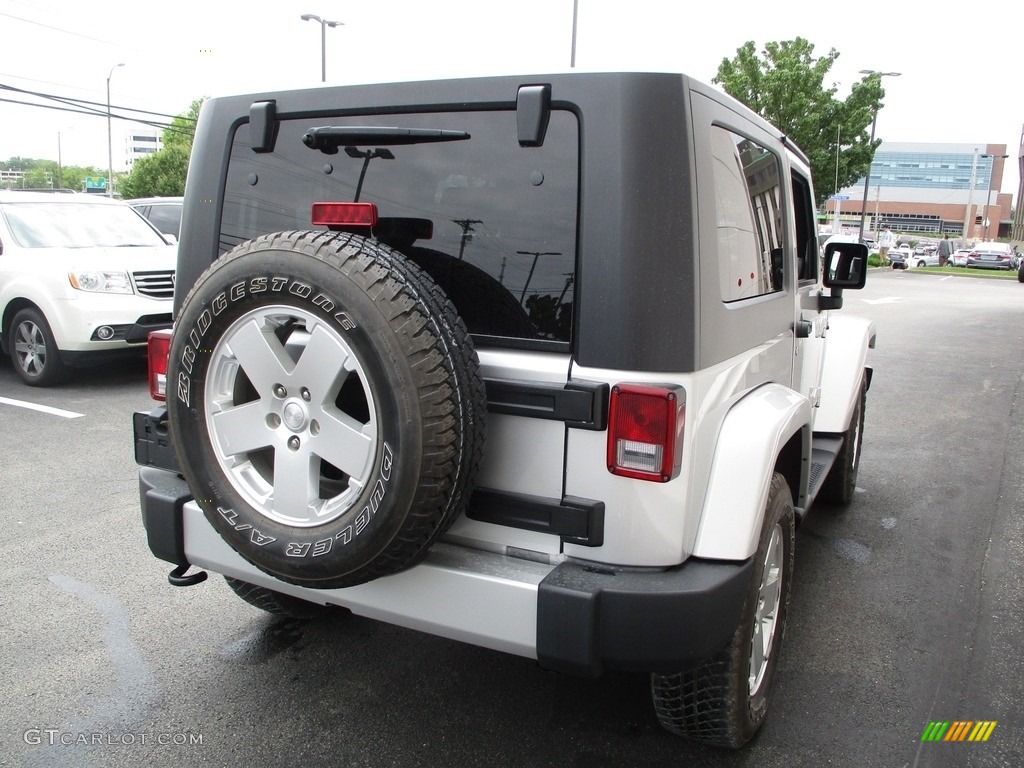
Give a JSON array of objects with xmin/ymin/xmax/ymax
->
[
  {"xmin": 9, "ymin": 307, "xmax": 67, "ymax": 386},
  {"xmin": 651, "ymin": 473, "xmax": 795, "ymax": 748},
  {"xmin": 819, "ymin": 374, "xmax": 867, "ymax": 505}
]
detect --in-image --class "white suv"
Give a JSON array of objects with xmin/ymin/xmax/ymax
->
[
  {"xmin": 0, "ymin": 191, "xmax": 177, "ymax": 386},
  {"xmin": 134, "ymin": 73, "xmax": 874, "ymax": 748}
]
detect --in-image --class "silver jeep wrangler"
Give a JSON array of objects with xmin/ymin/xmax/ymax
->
[{"xmin": 134, "ymin": 72, "xmax": 873, "ymax": 748}]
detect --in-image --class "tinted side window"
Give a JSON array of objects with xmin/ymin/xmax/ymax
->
[
  {"xmin": 710, "ymin": 126, "xmax": 783, "ymax": 302},
  {"xmin": 790, "ymin": 171, "xmax": 819, "ymax": 281},
  {"xmin": 145, "ymin": 205, "xmax": 182, "ymax": 237},
  {"xmin": 221, "ymin": 110, "xmax": 579, "ymax": 343}
]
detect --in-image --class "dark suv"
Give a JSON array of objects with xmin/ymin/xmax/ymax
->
[
  {"xmin": 129, "ymin": 196, "xmax": 183, "ymax": 239},
  {"xmin": 134, "ymin": 72, "xmax": 873, "ymax": 748}
]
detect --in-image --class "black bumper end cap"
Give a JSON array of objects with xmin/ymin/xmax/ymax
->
[{"xmin": 536, "ymin": 556, "xmax": 753, "ymax": 678}]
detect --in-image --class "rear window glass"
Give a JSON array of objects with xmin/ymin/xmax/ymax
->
[{"xmin": 221, "ymin": 110, "xmax": 579, "ymax": 343}]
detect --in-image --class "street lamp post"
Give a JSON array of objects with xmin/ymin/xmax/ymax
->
[
  {"xmin": 106, "ymin": 62, "xmax": 124, "ymax": 197},
  {"xmin": 980, "ymin": 153, "xmax": 1009, "ymax": 240},
  {"xmin": 301, "ymin": 13, "xmax": 343, "ymax": 82},
  {"xmin": 570, "ymin": 0, "xmax": 578, "ymax": 67},
  {"xmin": 856, "ymin": 70, "xmax": 901, "ymax": 240}
]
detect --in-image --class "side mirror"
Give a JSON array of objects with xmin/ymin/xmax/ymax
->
[{"xmin": 823, "ymin": 242, "xmax": 868, "ymax": 289}]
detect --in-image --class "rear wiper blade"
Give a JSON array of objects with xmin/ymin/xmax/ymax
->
[{"xmin": 302, "ymin": 126, "xmax": 470, "ymax": 154}]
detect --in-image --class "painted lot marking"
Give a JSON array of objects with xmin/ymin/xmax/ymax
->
[{"xmin": 0, "ymin": 396, "xmax": 83, "ymax": 419}]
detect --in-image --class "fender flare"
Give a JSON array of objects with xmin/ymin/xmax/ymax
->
[
  {"xmin": 816, "ymin": 314, "xmax": 876, "ymax": 434},
  {"xmin": 692, "ymin": 383, "xmax": 810, "ymax": 561}
]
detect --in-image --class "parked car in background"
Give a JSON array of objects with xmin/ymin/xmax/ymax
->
[
  {"xmin": 129, "ymin": 196, "xmax": 183, "ymax": 239},
  {"xmin": 949, "ymin": 248, "xmax": 971, "ymax": 267},
  {"xmin": 0, "ymin": 191, "xmax": 176, "ymax": 386},
  {"xmin": 889, "ymin": 245, "xmax": 914, "ymax": 269},
  {"xmin": 912, "ymin": 251, "xmax": 941, "ymax": 268},
  {"xmin": 965, "ymin": 241, "xmax": 1014, "ymax": 270}
]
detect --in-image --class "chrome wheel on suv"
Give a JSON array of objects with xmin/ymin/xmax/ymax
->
[{"xmin": 9, "ymin": 308, "xmax": 67, "ymax": 387}]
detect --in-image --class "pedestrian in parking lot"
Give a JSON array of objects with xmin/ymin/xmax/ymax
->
[
  {"xmin": 878, "ymin": 225, "xmax": 896, "ymax": 262},
  {"xmin": 937, "ymin": 233, "xmax": 953, "ymax": 266}
]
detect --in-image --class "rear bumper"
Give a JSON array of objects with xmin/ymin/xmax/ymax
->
[
  {"xmin": 136, "ymin": 411, "xmax": 752, "ymax": 677},
  {"xmin": 966, "ymin": 261, "xmax": 1012, "ymax": 270}
]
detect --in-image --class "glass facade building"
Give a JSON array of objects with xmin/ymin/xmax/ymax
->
[{"xmin": 828, "ymin": 141, "xmax": 1013, "ymax": 240}]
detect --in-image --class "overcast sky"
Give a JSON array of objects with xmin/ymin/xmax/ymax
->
[{"xmin": 1, "ymin": 0, "xmax": 1020, "ymax": 196}]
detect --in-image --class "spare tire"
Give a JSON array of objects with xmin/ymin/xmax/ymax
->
[{"xmin": 167, "ymin": 231, "xmax": 486, "ymax": 589}]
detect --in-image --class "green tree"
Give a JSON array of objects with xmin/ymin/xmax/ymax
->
[
  {"xmin": 121, "ymin": 98, "xmax": 205, "ymax": 199},
  {"xmin": 62, "ymin": 165, "xmax": 106, "ymax": 192},
  {"xmin": 0, "ymin": 157, "xmax": 104, "ymax": 191},
  {"xmin": 162, "ymin": 98, "xmax": 204, "ymax": 150},
  {"xmin": 119, "ymin": 145, "xmax": 191, "ymax": 198},
  {"xmin": 714, "ymin": 38, "xmax": 886, "ymax": 205}
]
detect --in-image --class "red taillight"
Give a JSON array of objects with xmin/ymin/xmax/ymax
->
[
  {"xmin": 148, "ymin": 329, "xmax": 172, "ymax": 401},
  {"xmin": 311, "ymin": 201, "xmax": 378, "ymax": 227},
  {"xmin": 607, "ymin": 384, "xmax": 684, "ymax": 482}
]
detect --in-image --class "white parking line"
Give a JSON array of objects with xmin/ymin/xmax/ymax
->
[{"xmin": 0, "ymin": 396, "xmax": 84, "ymax": 419}]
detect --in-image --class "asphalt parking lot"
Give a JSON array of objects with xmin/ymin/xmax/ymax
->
[{"xmin": 1, "ymin": 269, "xmax": 1022, "ymax": 767}]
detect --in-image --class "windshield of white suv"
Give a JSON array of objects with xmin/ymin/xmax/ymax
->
[{"xmin": 1, "ymin": 202, "xmax": 167, "ymax": 249}]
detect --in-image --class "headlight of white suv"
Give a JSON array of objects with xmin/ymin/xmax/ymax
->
[{"xmin": 68, "ymin": 270, "xmax": 133, "ymax": 294}]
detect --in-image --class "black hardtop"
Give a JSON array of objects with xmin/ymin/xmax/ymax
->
[{"xmin": 179, "ymin": 72, "xmax": 798, "ymax": 373}]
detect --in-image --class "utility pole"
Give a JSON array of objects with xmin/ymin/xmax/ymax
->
[
  {"xmin": 856, "ymin": 70, "xmax": 900, "ymax": 239},
  {"xmin": 516, "ymin": 250, "xmax": 560, "ymax": 303},
  {"xmin": 570, "ymin": 0, "xmax": 578, "ymax": 67},
  {"xmin": 452, "ymin": 219, "xmax": 482, "ymax": 259},
  {"xmin": 980, "ymin": 152, "xmax": 1009, "ymax": 240},
  {"xmin": 962, "ymin": 148, "xmax": 979, "ymax": 240},
  {"xmin": 106, "ymin": 62, "xmax": 124, "ymax": 197}
]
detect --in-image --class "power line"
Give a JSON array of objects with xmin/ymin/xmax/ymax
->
[
  {"xmin": 0, "ymin": 96, "xmax": 183, "ymax": 135},
  {"xmin": 0, "ymin": 10, "xmax": 149, "ymax": 54},
  {"xmin": 0, "ymin": 82, "xmax": 194, "ymax": 122}
]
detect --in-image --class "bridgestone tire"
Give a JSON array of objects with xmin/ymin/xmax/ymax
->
[
  {"xmin": 651, "ymin": 473, "xmax": 795, "ymax": 749},
  {"xmin": 223, "ymin": 576, "xmax": 340, "ymax": 619},
  {"xmin": 167, "ymin": 231, "xmax": 486, "ymax": 589},
  {"xmin": 818, "ymin": 373, "xmax": 867, "ymax": 505}
]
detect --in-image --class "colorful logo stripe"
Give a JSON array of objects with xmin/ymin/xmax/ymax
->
[{"xmin": 920, "ymin": 721, "xmax": 997, "ymax": 742}]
